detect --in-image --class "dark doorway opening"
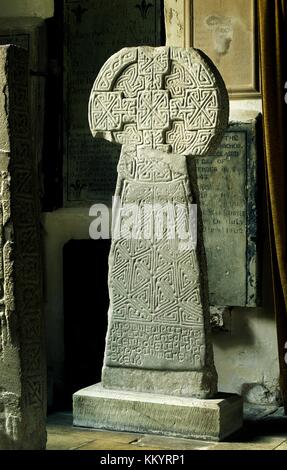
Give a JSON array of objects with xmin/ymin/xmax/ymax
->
[{"xmin": 63, "ymin": 239, "xmax": 110, "ymax": 409}]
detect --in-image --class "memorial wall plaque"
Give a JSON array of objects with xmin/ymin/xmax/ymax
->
[
  {"xmin": 64, "ymin": 0, "xmax": 163, "ymax": 207},
  {"xmin": 195, "ymin": 114, "xmax": 260, "ymax": 307}
]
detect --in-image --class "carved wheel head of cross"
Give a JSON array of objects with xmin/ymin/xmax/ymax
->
[{"xmin": 89, "ymin": 46, "xmax": 229, "ymax": 156}]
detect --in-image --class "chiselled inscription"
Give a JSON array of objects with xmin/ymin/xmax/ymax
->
[
  {"xmin": 108, "ymin": 322, "xmax": 204, "ymax": 369},
  {"xmin": 196, "ymin": 120, "xmax": 259, "ymax": 307}
]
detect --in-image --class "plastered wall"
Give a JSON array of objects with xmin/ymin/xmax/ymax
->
[{"xmin": 0, "ymin": 0, "xmax": 53, "ymax": 18}]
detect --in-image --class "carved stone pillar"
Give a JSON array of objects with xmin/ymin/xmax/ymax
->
[
  {"xmin": 74, "ymin": 46, "xmax": 243, "ymax": 441},
  {"xmin": 0, "ymin": 45, "xmax": 46, "ymax": 450}
]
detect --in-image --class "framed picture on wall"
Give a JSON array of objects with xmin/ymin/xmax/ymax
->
[{"xmin": 184, "ymin": 0, "xmax": 260, "ymax": 98}]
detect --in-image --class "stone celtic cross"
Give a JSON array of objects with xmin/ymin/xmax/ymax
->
[
  {"xmin": 89, "ymin": 47, "xmax": 228, "ymax": 155},
  {"xmin": 89, "ymin": 46, "xmax": 229, "ymax": 398}
]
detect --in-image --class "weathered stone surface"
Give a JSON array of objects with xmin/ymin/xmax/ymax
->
[
  {"xmin": 164, "ymin": 0, "xmax": 185, "ymax": 48},
  {"xmin": 0, "ymin": 17, "xmax": 47, "ymax": 179},
  {"xmin": 64, "ymin": 0, "xmax": 163, "ymax": 206},
  {"xmin": 89, "ymin": 47, "xmax": 229, "ymax": 155},
  {"xmin": 74, "ymin": 384, "xmax": 243, "ymax": 441},
  {"xmin": 102, "ymin": 148, "xmax": 217, "ymax": 398},
  {"xmin": 0, "ymin": 45, "xmax": 46, "ymax": 450},
  {"xmin": 102, "ymin": 366, "xmax": 217, "ymax": 399},
  {"xmin": 88, "ymin": 46, "xmax": 228, "ymax": 398},
  {"xmin": 196, "ymin": 112, "xmax": 260, "ymax": 307},
  {"xmin": 73, "ymin": 45, "xmax": 241, "ymax": 441}
]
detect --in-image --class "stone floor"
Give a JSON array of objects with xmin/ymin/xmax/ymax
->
[{"xmin": 47, "ymin": 405, "xmax": 287, "ymax": 450}]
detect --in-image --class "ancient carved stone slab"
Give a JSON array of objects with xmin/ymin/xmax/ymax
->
[
  {"xmin": 196, "ymin": 113, "xmax": 260, "ymax": 306},
  {"xmin": 73, "ymin": 45, "xmax": 244, "ymax": 438},
  {"xmin": 87, "ymin": 46, "xmax": 229, "ymax": 399},
  {"xmin": 101, "ymin": 150, "xmax": 217, "ymax": 398},
  {"xmin": 106, "ymin": 150, "xmax": 211, "ymax": 375},
  {"xmin": 0, "ymin": 17, "xmax": 47, "ymax": 177},
  {"xmin": 0, "ymin": 45, "xmax": 46, "ymax": 450},
  {"xmin": 63, "ymin": 0, "xmax": 163, "ymax": 206},
  {"xmin": 89, "ymin": 47, "xmax": 229, "ymax": 154},
  {"xmin": 73, "ymin": 45, "xmax": 243, "ymax": 440}
]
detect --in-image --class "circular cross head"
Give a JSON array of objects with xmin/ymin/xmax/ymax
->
[{"xmin": 89, "ymin": 46, "xmax": 229, "ymax": 156}]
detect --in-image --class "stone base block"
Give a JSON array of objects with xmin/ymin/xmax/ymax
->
[
  {"xmin": 102, "ymin": 366, "xmax": 217, "ymax": 399},
  {"xmin": 73, "ymin": 383, "xmax": 243, "ymax": 441}
]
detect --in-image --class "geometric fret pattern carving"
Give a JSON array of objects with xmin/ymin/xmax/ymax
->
[
  {"xmin": 0, "ymin": 45, "xmax": 46, "ymax": 449},
  {"xmin": 89, "ymin": 46, "xmax": 229, "ymax": 398},
  {"xmin": 89, "ymin": 47, "xmax": 229, "ymax": 156},
  {"xmin": 106, "ymin": 151, "xmax": 205, "ymax": 371}
]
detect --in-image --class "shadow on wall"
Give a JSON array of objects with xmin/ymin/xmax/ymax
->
[{"xmin": 212, "ymin": 308, "xmax": 256, "ymax": 349}]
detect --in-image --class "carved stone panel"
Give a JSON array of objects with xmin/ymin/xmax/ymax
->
[
  {"xmin": 88, "ymin": 46, "xmax": 229, "ymax": 399},
  {"xmin": 0, "ymin": 17, "xmax": 47, "ymax": 178},
  {"xmin": 89, "ymin": 47, "xmax": 229, "ymax": 154},
  {"xmin": 0, "ymin": 45, "xmax": 46, "ymax": 450},
  {"xmin": 106, "ymin": 150, "xmax": 207, "ymax": 371}
]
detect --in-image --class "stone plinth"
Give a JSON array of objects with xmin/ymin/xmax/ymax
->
[{"xmin": 73, "ymin": 384, "xmax": 243, "ymax": 442}]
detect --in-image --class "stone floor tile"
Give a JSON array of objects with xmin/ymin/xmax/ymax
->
[
  {"xmin": 274, "ymin": 441, "xmax": 287, "ymax": 450},
  {"xmin": 46, "ymin": 410, "xmax": 287, "ymax": 451},
  {"xmin": 47, "ymin": 432, "xmax": 97, "ymax": 450},
  {"xmin": 131, "ymin": 435, "xmax": 214, "ymax": 450}
]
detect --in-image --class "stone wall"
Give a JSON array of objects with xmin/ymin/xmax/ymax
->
[{"xmin": 0, "ymin": 0, "xmax": 53, "ymax": 19}]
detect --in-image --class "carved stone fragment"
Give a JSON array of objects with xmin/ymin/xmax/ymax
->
[{"xmin": 0, "ymin": 45, "xmax": 46, "ymax": 450}]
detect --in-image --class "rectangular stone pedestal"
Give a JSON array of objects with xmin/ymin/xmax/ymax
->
[{"xmin": 73, "ymin": 384, "xmax": 243, "ymax": 441}]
